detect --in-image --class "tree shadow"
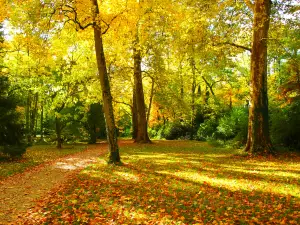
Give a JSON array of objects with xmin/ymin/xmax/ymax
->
[{"xmin": 17, "ymin": 140, "xmax": 300, "ymax": 224}]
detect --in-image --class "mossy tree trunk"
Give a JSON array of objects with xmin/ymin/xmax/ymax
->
[
  {"xmin": 245, "ymin": 0, "xmax": 274, "ymax": 155},
  {"xmin": 91, "ymin": 0, "xmax": 120, "ymax": 164}
]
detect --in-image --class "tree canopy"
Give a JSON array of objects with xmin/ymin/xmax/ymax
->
[{"xmin": 0, "ymin": 0, "xmax": 299, "ymax": 157}]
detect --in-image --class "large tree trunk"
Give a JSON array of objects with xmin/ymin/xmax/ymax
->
[
  {"xmin": 91, "ymin": 0, "xmax": 120, "ymax": 164},
  {"xmin": 245, "ymin": 0, "xmax": 273, "ymax": 155},
  {"xmin": 133, "ymin": 46, "xmax": 151, "ymax": 143}
]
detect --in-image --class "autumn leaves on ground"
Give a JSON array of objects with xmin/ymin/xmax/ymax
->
[{"xmin": 0, "ymin": 141, "xmax": 296, "ymax": 225}]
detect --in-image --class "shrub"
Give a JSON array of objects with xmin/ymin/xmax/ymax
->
[
  {"xmin": 151, "ymin": 122, "xmax": 193, "ymax": 140},
  {"xmin": 216, "ymin": 107, "xmax": 248, "ymax": 144},
  {"xmin": 196, "ymin": 107, "xmax": 248, "ymax": 145},
  {"xmin": 270, "ymin": 101, "xmax": 300, "ymax": 149},
  {"xmin": 0, "ymin": 76, "xmax": 26, "ymax": 158},
  {"xmin": 196, "ymin": 118, "xmax": 218, "ymax": 140},
  {"xmin": 1, "ymin": 145, "xmax": 26, "ymax": 158}
]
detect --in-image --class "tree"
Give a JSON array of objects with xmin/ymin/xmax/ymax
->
[
  {"xmin": 91, "ymin": 0, "xmax": 121, "ymax": 163},
  {"xmin": 86, "ymin": 103, "xmax": 106, "ymax": 144},
  {"xmin": 0, "ymin": 76, "xmax": 26, "ymax": 157},
  {"xmin": 133, "ymin": 43, "xmax": 151, "ymax": 143},
  {"xmin": 244, "ymin": 0, "xmax": 274, "ymax": 155}
]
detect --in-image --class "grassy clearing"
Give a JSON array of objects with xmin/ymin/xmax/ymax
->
[
  {"xmin": 0, "ymin": 145, "xmax": 87, "ymax": 180},
  {"xmin": 19, "ymin": 141, "xmax": 300, "ymax": 224}
]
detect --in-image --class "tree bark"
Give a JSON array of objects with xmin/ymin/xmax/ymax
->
[
  {"xmin": 55, "ymin": 116, "xmax": 62, "ymax": 149},
  {"xmin": 190, "ymin": 57, "xmax": 196, "ymax": 140},
  {"xmin": 40, "ymin": 101, "xmax": 44, "ymax": 141},
  {"xmin": 133, "ymin": 46, "xmax": 151, "ymax": 143},
  {"xmin": 132, "ymin": 86, "xmax": 138, "ymax": 139},
  {"xmin": 31, "ymin": 92, "xmax": 38, "ymax": 137},
  {"xmin": 245, "ymin": 0, "xmax": 274, "ymax": 155},
  {"xmin": 147, "ymin": 77, "xmax": 155, "ymax": 127},
  {"xmin": 91, "ymin": 0, "xmax": 120, "ymax": 163},
  {"xmin": 26, "ymin": 91, "xmax": 32, "ymax": 143}
]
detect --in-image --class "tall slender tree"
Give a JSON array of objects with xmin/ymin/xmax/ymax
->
[{"xmin": 91, "ymin": 0, "xmax": 121, "ymax": 163}]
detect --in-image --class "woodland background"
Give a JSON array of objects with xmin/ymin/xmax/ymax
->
[{"xmin": 0, "ymin": 0, "xmax": 299, "ymax": 158}]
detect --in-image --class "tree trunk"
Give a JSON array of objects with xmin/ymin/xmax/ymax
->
[
  {"xmin": 245, "ymin": 0, "xmax": 273, "ymax": 155},
  {"xmin": 40, "ymin": 100, "xmax": 44, "ymax": 141},
  {"xmin": 91, "ymin": 0, "xmax": 120, "ymax": 164},
  {"xmin": 32, "ymin": 92, "xmax": 38, "ymax": 137},
  {"xmin": 133, "ymin": 46, "xmax": 151, "ymax": 143},
  {"xmin": 55, "ymin": 116, "xmax": 62, "ymax": 149},
  {"xmin": 26, "ymin": 91, "xmax": 32, "ymax": 143},
  {"xmin": 132, "ymin": 86, "xmax": 138, "ymax": 139},
  {"xmin": 190, "ymin": 57, "xmax": 196, "ymax": 140},
  {"xmin": 147, "ymin": 77, "xmax": 155, "ymax": 127}
]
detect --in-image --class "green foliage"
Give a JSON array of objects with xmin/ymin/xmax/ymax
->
[
  {"xmin": 196, "ymin": 118, "xmax": 218, "ymax": 140},
  {"xmin": 216, "ymin": 107, "xmax": 248, "ymax": 143},
  {"xmin": 164, "ymin": 122, "xmax": 193, "ymax": 140},
  {"xmin": 86, "ymin": 103, "xmax": 106, "ymax": 143},
  {"xmin": 149, "ymin": 122, "xmax": 193, "ymax": 140},
  {"xmin": 196, "ymin": 107, "xmax": 248, "ymax": 146},
  {"xmin": 270, "ymin": 101, "xmax": 300, "ymax": 150},
  {"xmin": 0, "ymin": 76, "xmax": 26, "ymax": 158}
]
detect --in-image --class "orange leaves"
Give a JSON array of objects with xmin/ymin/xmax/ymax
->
[{"xmin": 14, "ymin": 141, "xmax": 300, "ymax": 224}]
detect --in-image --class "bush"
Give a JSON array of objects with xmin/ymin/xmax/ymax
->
[
  {"xmin": 196, "ymin": 107, "xmax": 248, "ymax": 145},
  {"xmin": 1, "ymin": 145, "xmax": 26, "ymax": 158},
  {"xmin": 149, "ymin": 122, "xmax": 193, "ymax": 140},
  {"xmin": 0, "ymin": 76, "xmax": 26, "ymax": 158},
  {"xmin": 216, "ymin": 107, "xmax": 248, "ymax": 143},
  {"xmin": 270, "ymin": 101, "xmax": 300, "ymax": 149},
  {"xmin": 196, "ymin": 118, "xmax": 218, "ymax": 140}
]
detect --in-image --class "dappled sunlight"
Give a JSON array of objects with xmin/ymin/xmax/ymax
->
[
  {"xmin": 113, "ymin": 171, "xmax": 140, "ymax": 182},
  {"xmin": 54, "ymin": 158, "xmax": 98, "ymax": 170},
  {"xmin": 159, "ymin": 170, "xmax": 300, "ymax": 198},
  {"xmin": 219, "ymin": 164, "xmax": 300, "ymax": 180},
  {"xmin": 19, "ymin": 141, "xmax": 300, "ymax": 225}
]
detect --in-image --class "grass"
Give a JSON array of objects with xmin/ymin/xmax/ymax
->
[
  {"xmin": 0, "ymin": 144, "xmax": 87, "ymax": 180},
  {"xmin": 18, "ymin": 140, "xmax": 300, "ymax": 224}
]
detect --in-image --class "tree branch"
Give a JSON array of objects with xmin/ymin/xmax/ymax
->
[
  {"xmin": 112, "ymin": 99, "xmax": 132, "ymax": 109},
  {"xmin": 101, "ymin": 11, "xmax": 126, "ymax": 35},
  {"xmin": 220, "ymin": 42, "xmax": 252, "ymax": 52},
  {"xmin": 244, "ymin": 0, "xmax": 254, "ymax": 12}
]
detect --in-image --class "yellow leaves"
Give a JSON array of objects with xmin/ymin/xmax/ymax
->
[{"xmin": 0, "ymin": 0, "xmax": 9, "ymax": 22}]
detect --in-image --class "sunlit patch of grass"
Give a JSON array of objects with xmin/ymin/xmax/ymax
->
[
  {"xmin": 0, "ymin": 145, "xmax": 86, "ymax": 180},
  {"xmin": 17, "ymin": 140, "xmax": 300, "ymax": 225}
]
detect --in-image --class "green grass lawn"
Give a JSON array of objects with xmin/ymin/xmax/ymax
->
[
  {"xmin": 0, "ymin": 145, "xmax": 87, "ymax": 180},
  {"xmin": 19, "ymin": 141, "xmax": 300, "ymax": 224}
]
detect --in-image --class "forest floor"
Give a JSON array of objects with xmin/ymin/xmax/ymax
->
[
  {"xmin": 1, "ymin": 140, "xmax": 300, "ymax": 224},
  {"xmin": 0, "ymin": 142, "xmax": 108, "ymax": 224}
]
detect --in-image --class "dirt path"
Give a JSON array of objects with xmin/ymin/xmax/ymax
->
[{"xmin": 0, "ymin": 143, "xmax": 108, "ymax": 224}]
